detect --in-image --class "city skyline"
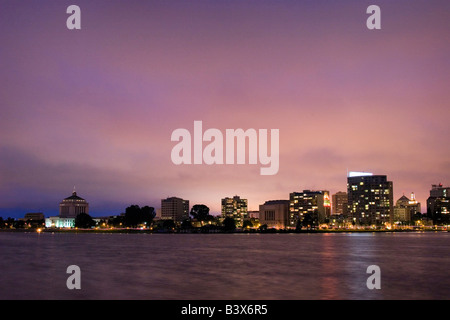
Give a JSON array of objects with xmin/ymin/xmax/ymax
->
[
  {"xmin": 1, "ymin": 1, "xmax": 449, "ymax": 218},
  {"xmin": 1, "ymin": 173, "xmax": 444, "ymax": 220},
  {"xmin": 7, "ymin": 173, "xmax": 449, "ymax": 230}
]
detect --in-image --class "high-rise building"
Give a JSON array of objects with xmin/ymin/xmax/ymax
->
[
  {"xmin": 289, "ymin": 190, "xmax": 330, "ymax": 228},
  {"xmin": 259, "ymin": 200, "xmax": 289, "ymax": 229},
  {"xmin": 161, "ymin": 197, "xmax": 189, "ymax": 222},
  {"xmin": 347, "ymin": 172, "xmax": 393, "ymax": 225},
  {"xmin": 393, "ymin": 193, "xmax": 421, "ymax": 223},
  {"xmin": 221, "ymin": 196, "xmax": 248, "ymax": 226},
  {"xmin": 332, "ymin": 191, "xmax": 348, "ymax": 216},
  {"xmin": 319, "ymin": 191, "xmax": 331, "ymax": 221},
  {"xmin": 426, "ymin": 184, "xmax": 450, "ymax": 224}
]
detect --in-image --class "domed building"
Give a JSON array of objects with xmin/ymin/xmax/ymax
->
[
  {"xmin": 396, "ymin": 195, "xmax": 410, "ymax": 207},
  {"xmin": 45, "ymin": 188, "xmax": 89, "ymax": 228},
  {"xmin": 59, "ymin": 190, "xmax": 89, "ymax": 218},
  {"xmin": 393, "ymin": 192, "xmax": 421, "ymax": 223}
]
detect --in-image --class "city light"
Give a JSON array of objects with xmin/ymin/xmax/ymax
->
[{"xmin": 348, "ymin": 171, "xmax": 374, "ymax": 177}]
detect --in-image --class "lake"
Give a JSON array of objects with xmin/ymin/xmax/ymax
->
[{"xmin": 0, "ymin": 231, "xmax": 448, "ymax": 300}]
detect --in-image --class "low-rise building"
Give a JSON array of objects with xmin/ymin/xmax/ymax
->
[{"xmin": 259, "ymin": 200, "xmax": 289, "ymax": 229}]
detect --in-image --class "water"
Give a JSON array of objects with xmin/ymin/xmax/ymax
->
[{"xmin": 0, "ymin": 232, "xmax": 448, "ymax": 300}]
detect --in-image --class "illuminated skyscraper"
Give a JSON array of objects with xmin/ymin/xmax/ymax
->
[
  {"xmin": 347, "ymin": 172, "xmax": 393, "ymax": 226},
  {"xmin": 289, "ymin": 190, "xmax": 330, "ymax": 228},
  {"xmin": 221, "ymin": 196, "xmax": 248, "ymax": 226}
]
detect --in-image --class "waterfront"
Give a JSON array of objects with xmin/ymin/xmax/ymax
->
[{"xmin": 0, "ymin": 232, "xmax": 448, "ymax": 300}]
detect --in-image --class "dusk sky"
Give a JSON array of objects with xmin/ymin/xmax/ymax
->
[{"xmin": 1, "ymin": 0, "xmax": 449, "ymax": 218}]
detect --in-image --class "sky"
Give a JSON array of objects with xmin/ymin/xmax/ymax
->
[{"xmin": 1, "ymin": 0, "xmax": 449, "ymax": 218}]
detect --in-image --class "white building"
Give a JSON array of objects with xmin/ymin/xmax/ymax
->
[{"xmin": 45, "ymin": 216, "xmax": 75, "ymax": 228}]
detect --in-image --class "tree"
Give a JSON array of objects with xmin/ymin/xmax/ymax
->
[
  {"xmin": 140, "ymin": 205, "xmax": 156, "ymax": 225},
  {"xmin": 190, "ymin": 204, "xmax": 213, "ymax": 222},
  {"xmin": 124, "ymin": 205, "xmax": 141, "ymax": 227},
  {"xmin": 242, "ymin": 220, "xmax": 253, "ymax": 229},
  {"xmin": 124, "ymin": 205, "xmax": 156, "ymax": 227},
  {"xmin": 295, "ymin": 219, "xmax": 303, "ymax": 232},
  {"xmin": 5, "ymin": 217, "xmax": 15, "ymax": 228},
  {"xmin": 302, "ymin": 211, "xmax": 318, "ymax": 229},
  {"xmin": 75, "ymin": 212, "xmax": 95, "ymax": 228},
  {"xmin": 222, "ymin": 217, "xmax": 236, "ymax": 232},
  {"xmin": 26, "ymin": 218, "xmax": 45, "ymax": 229},
  {"xmin": 162, "ymin": 219, "xmax": 176, "ymax": 230},
  {"xmin": 181, "ymin": 219, "xmax": 192, "ymax": 229},
  {"xmin": 13, "ymin": 219, "xmax": 25, "ymax": 229},
  {"xmin": 108, "ymin": 215, "xmax": 124, "ymax": 228}
]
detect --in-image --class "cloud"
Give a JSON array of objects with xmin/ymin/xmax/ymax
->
[
  {"xmin": 1, "ymin": 0, "xmax": 449, "ymax": 218},
  {"xmin": 0, "ymin": 146, "xmax": 158, "ymax": 216}
]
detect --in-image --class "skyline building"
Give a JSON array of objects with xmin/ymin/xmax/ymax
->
[
  {"xmin": 59, "ymin": 189, "xmax": 89, "ymax": 218},
  {"xmin": 426, "ymin": 184, "xmax": 450, "ymax": 224},
  {"xmin": 393, "ymin": 192, "xmax": 421, "ymax": 223},
  {"xmin": 289, "ymin": 190, "xmax": 330, "ymax": 228},
  {"xmin": 17, "ymin": 178, "xmax": 450, "ymax": 229},
  {"xmin": 24, "ymin": 212, "xmax": 45, "ymax": 221},
  {"xmin": 46, "ymin": 188, "xmax": 89, "ymax": 228},
  {"xmin": 332, "ymin": 191, "xmax": 348, "ymax": 216},
  {"xmin": 259, "ymin": 200, "xmax": 289, "ymax": 229},
  {"xmin": 347, "ymin": 172, "xmax": 393, "ymax": 225},
  {"xmin": 221, "ymin": 195, "xmax": 248, "ymax": 226},
  {"xmin": 161, "ymin": 197, "xmax": 189, "ymax": 222}
]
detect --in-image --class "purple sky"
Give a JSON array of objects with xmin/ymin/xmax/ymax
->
[{"xmin": 1, "ymin": 0, "xmax": 449, "ymax": 218}]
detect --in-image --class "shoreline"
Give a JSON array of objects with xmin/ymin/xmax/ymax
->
[{"xmin": 0, "ymin": 228, "xmax": 447, "ymax": 234}]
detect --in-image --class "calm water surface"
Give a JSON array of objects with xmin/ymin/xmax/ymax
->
[{"xmin": 0, "ymin": 232, "xmax": 448, "ymax": 300}]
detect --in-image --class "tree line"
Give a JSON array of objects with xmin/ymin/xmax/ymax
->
[{"xmin": 76, "ymin": 203, "xmax": 241, "ymax": 231}]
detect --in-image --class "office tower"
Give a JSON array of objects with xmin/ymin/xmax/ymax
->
[
  {"xmin": 289, "ymin": 190, "xmax": 330, "ymax": 228},
  {"xmin": 426, "ymin": 184, "xmax": 450, "ymax": 224},
  {"xmin": 347, "ymin": 172, "xmax": 393, "ymax": 225},
  {"xmin": 221, "ymin": 195, "xmax": 248, "ymax": 226},
  {"xmin": 332, "ymin": 191, "xmax": 348, "ymax": 216},
  {"xmin": 259, "ymin": 200, "xmax": 290, "ymax": 229},
  {"xmin": 161, "ymin": 197, "xmax": 189, "ymax": 222}
]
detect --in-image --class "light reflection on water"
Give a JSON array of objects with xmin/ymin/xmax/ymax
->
[{"xmin": 0, "ymin": 232, "xmax": 448, "ymax": 300}]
